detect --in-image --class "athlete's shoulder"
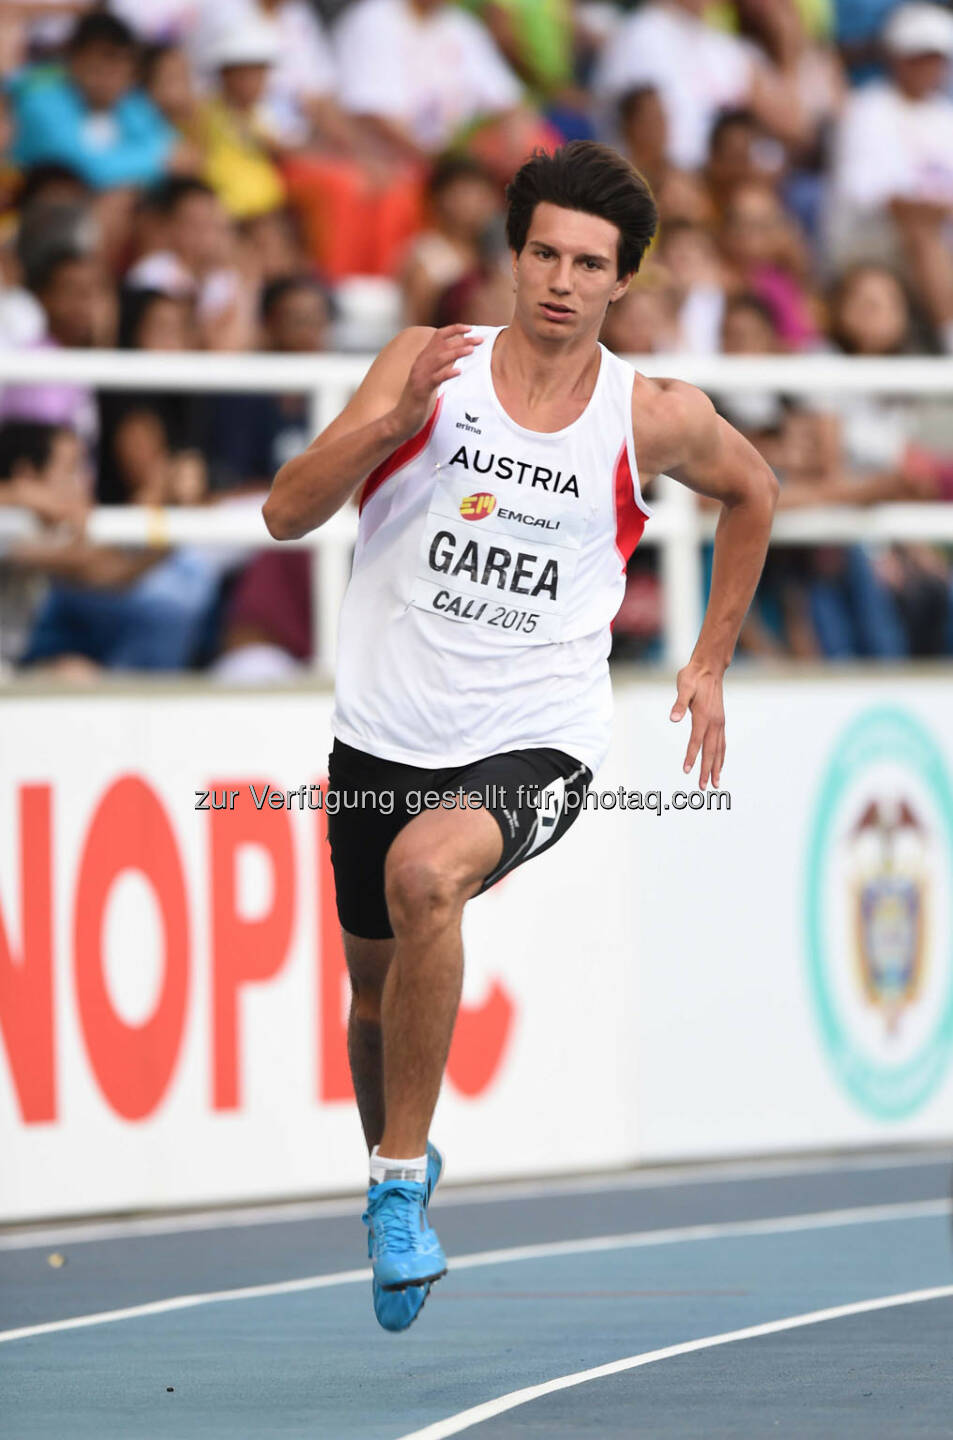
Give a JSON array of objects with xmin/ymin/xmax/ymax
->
[{"xmin": 631, "ymin": 373, "xmax": 719, "ymax": 476}]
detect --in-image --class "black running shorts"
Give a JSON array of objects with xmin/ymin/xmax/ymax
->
[{"xmin": 326, "ymin": 738, "xmax": 593, "ymax": 939}]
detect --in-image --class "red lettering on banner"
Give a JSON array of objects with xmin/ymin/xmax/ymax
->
[
  {"xmin": 209, "ymin": 780, "xmax": 294, "ymax": 1110},
  {"xmin": 314, "ymin": 781, "xmax": 515, "ymax": 1101},
  {"xmin": 316, "ymin": 783, "xmax": 352, "ymax": 1102},
  {"xmin": 447, "ymin": 982, "xmax": 515, "ymax": 1097},
  {"xmin": 73, "ymin": 776, "xmax": 189, "ymax": 1121},
  {"xmin": 0, "ymin": 785, "xmax": 55, "ymax": 1123}
]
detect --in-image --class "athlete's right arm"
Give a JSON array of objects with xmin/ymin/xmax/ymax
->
[{"xmin": 262, "ymin": 325, "xmax": 482, "ymax": 539}]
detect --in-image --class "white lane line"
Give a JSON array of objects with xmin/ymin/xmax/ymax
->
[
  {"xmin": 396, "ymin": 1284, "xmax": 953, "ymax": 1440},
  {"xmin": 1, "ymin": 1197, "xmax": 948, "ymax": 1346},
  {"xmin": 2, "ymin": 1147, "xmax": 949, "ymax": 1251}
]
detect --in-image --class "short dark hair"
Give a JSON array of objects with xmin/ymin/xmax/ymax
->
[
  {"xmin": 505, "ymin": 142, "xmax": 657, "ymax": 278},
  {"xmin": 17, "ymin": 163, "xmax": 91, "ymax": 209},
  {"xmin": 26, "ymin": 243, "xmax": 90, "ymax": 295},
  {"xmin": 0, "ymin": 421, "xmax": 63, "ymax": 480},
  {"xmin": 261, "ymin": 274, "xmax": 332, "ymax": 322},
  {"xmin": 709, "ymin": 108, "xmax": 757, "ymax": 151},
  {"xmin": 724, "ymin": 291, "xmax": 778, "ymax": 331},
  {"xmin": 67, "ymin": 13, "xmax": 137, "ymax": 53},
  {"xmin": 142, "ymin": 176, "xmax": 216, "ymax": 217},
  {"xmin": 427, "ymin": 152, "xmax": 496, "ymax": 200}
]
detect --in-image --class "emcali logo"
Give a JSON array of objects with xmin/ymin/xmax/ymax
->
[{"xmin": 459, "ymin": 492, "xmax": 496, "ymax": 521}]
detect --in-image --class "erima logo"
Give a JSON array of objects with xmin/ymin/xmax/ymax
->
[
  {"xmin": 459, "ymin": 491, "xmax": 496, "ymax": 521},
  {"xmin": 466, "ymin": 412, "xmax": 478, "ymax": 423},
  {"xmin": 456, "ymin": 411, "xmax": 482, "ymax": 435},
  {"xmin": 449, "ymin": 445, "xmax": 580, "ymax": 497}
]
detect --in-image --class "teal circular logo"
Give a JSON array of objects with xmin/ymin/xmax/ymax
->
[{"xmin": 805, "ymin": 707, "xmax": 953, "ymax": 1119}]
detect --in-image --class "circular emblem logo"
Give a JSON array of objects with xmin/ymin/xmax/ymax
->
[
  {"xmin": 459, "ymin": 492, "xmax": 496, "ymax": 521},
  {"xmin": 805, "ymin": 707, "xmax": 953, "ymax": 1119}
]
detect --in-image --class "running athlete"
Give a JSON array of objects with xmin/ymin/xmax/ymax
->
[{"xmin": 263, "ymin": 142, "xmax": 778, "ymax": 1332}]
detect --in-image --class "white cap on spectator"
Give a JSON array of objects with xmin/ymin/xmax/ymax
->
[
  {"xmin": 205, "ymin": 19, "xmax": 281, "ymax": 70},
  {"xmin": 883, "ymin": 3, "xmax": 953, "ymax": 57}
]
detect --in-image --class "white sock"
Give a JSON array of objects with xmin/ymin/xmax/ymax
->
[{"xmin": 369, "ymin": 1144, "xmax": 428, "ymax": 1185}]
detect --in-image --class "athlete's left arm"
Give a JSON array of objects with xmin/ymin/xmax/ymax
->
[{"xmin": 633, "ymin": 375, "xmax": 779, "ymax": 790}]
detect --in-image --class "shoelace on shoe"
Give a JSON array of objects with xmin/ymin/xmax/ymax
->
[{"xmin": 364, "ymin": 1184, "xmax": 425, "ymax": 1255}]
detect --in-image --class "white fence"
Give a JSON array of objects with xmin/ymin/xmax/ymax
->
[{"xmin": 2, "ymin": 350, "xmax": 952, "ymax": 672}]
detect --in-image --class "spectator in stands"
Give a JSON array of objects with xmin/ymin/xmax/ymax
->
[
  {"xmin": 705, "ymin": 110, "xmax": 782, "ymax": 220},
  {"xmin": 719, "ymin": 180, "xmax": 821, "ymax": 350},
  {"xmin": 401, "ymin": 154, "xmax": 502, "ymax": 325},
  {"xmin": 826, "ymin": 3, "xmax": 953, "ymax": 350},
  {"xmin": 0, "ymin": 419, "xmax": 86, "ymax": 672},
  {"xmin": 0, "ymin": 247, "xmax": 109, "ymax": 469},
  {"xmin": 192, "ymin": 21, "xmax": 287, "ymax": 221},
  {"xmin": 193, "ymin": 0, "xmax": 357, "ymax": 154},
  {"xmin": 721, "ymin": 291, "xmax": 783, "ymax": 353},
  {"xmin": 141, "ymin": 41, "xmax": 196, "ymax": 136},
  {"xmin": 205, "ymin": 275, "xmax": 329, "ymax": 492},
  {"xmin": 125, "ymin": 176, "xmax": 255, "ymax": 350},
  {"xmin": 655, "ymin": 219, "xmax": 727, "ymax": 353},
  {"xmin": 210, "ymin": 273, "xmax": 332, "ymax": 680},
  {"xmin": 97, "ymin": 286, "xmax": 206, "ymax": 507},
  {"xmin": 617, "ymin": 85, "xmax": 668, "ymax": 195},
  {"xmin": 8, "ymin": 12, "xmax": 187, "ymax": 191},
  {"xmin": 333, "ymin": 0, "xmax": 525, "ymax": 162},
  {"xmin": 600, "ymin": 274, "xmax": 683, "ymax": 353},
  {"xmin": 593, "ymin": 0, "xmax": 811, "ymax": 172}
]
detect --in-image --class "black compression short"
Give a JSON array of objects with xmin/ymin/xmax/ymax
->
[{"xmin": 325, "ymin": 738, "xmax": 592, "ymax": 939}]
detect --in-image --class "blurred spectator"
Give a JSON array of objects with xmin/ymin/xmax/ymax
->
[
  {"xmin": 401, "ymin": 154, "xmax": 502, "ymax": 324},
  {"xmin": 192, "ymin": 20, "xmax": 287, "ymax": 221},
  {"xmin": 704, "ymin": 109, "xmax": 783, "ymax": 219},
  {"xmin": 193, "ymin": 0, "xmax": 356, "ymax": 154},
  {"xmin": 205, "ymin": 274, "xmax": 329, "ymax": 493},
  {"xmin": 209, "ymin": 272, "xmax": 331, "ymax": 680},
  {"xmin": 655, "ymin": 220, "xmax": 726, "ymax": 353},
  {"xmin": 719, "ymin": 180, "xmax": 821, "ymax": 349},
  {"xmin": 97, "ymin": 286, "xmax": 206, "ymax": 506},
  {"xmin": 617, "ymin": 85, "xmax": 668, "ymax": 193},
  {"xmin": 141, "ymin": 41, "xmax": 196, "ymax": 135},
  {"xmin": 333, "ymin": 0, "xmax": 524, "ymax": 161},
  {"xmin": 125, "ymin": 176, "xmax": 255, "ymax": 349},
  {"xmin": 721, "ymin": 290, "xmax": 783, "ymax": 352},
  {"xmin": 0, "ymin": 247, "xmax": 109, "ymax": 465},
  {"xmin": 434, "ymin": 262, "xmax": 513, "ymax": 325},
  {"xmin": 0, "ymin": 419, "xmax": 85, "ymax": 671},
  {"xmin": 594, "ymin": 0, "xmax": 810, "ymax": 171},
  {"xmin": 826, "ymin": 3, "xmax": 953, "ymax": 349},
  {"xmin": 462, "ymin": 0, "xmax": 575, "ymax": 104},
  {"xmin": 8, "ymin": 12, "xmax": 186, "ymax": 191},
  {"xmin": 600, "ymin": 274, "xmax": 682, "ymax": 353}
]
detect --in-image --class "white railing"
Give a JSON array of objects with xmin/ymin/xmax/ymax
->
[{"xmin": 2, "ymin": 349, "xmax": 952, "ymax": 672}]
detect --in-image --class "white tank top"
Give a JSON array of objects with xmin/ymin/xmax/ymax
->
[{"xmin": 330, "ymin": 325, "xmax": 652, "ymax": 775}]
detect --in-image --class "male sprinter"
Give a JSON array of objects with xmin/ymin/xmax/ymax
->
[{"xmin": 263, "ymin": 142, "xmax": 778, "ymax": 1331}]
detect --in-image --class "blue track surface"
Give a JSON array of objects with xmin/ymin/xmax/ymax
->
[{"xmin": 1, "ymin": 1151, "xmax": 951, "ymax": 1438}]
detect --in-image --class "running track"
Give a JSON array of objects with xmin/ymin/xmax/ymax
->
[{"xmin": 2, "ymin": 1148, "xmax": 952, "ymax": 1438}]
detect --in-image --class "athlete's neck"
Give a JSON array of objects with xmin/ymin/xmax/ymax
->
[{"xmin": 492, "ymin": 322, "xmax": 602, "ymax": 412}]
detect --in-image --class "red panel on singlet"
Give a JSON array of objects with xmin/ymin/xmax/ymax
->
[
  {"xmin": 358, "ymin": 398, "xmax": 443, "ymax": 515},
  {"xmin": 613, "ymin": 440, "xmax": 646, "ymax": 569}
]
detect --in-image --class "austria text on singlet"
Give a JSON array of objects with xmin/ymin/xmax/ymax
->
[{"xmin": 330, "ymin": 324, "xmax": 652, "ymax": 774}]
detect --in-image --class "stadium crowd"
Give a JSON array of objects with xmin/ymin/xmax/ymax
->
[{"xmin": 1, "ymin": 0, "xmax": 953, "ymax": 676}]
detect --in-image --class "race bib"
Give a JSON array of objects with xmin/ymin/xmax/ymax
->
[{"xmin": 409, "ymin": 462, "xmax": 592, "ymax": 644}]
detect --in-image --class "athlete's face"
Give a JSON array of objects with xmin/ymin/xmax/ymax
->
[{"xmin": 512, "ymin": 203, "xmax": 632, "ymax": 341}]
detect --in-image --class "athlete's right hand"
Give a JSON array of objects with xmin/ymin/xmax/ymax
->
[{"xmin": 390, "ymin": 325, "xmax": 482, "ymax": 440}]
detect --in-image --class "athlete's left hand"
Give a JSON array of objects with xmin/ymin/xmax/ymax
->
[{"xmin": 670, "ymin": 662, "xmax": 726, "ymax": 790}]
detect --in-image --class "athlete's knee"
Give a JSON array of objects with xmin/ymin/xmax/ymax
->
[{"xmin": 384, "ymin": 854, "xmax": 466, "ymax": 935}]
